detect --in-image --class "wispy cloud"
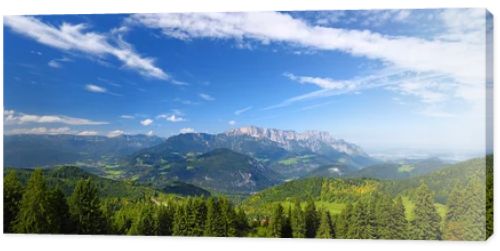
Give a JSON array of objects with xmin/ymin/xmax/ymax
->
[
  {"xmin": 6, "ymin": 127, "xmax": 72, "ymax": 135},
  {"xmin": 199, "ymin": 93, "xmax": 215, "ymax": 101},
  {"xmin": 85, "ymin": 84, "xmax": 107, "ymax": 93},
  {"xmin": 4, "ymin": 110, "xmax": 108, "ymax": 125},
  {"xmin": 129, "ymin": 11, "xmax": 485, "ymax": 86},
  {"xmin": 120, "ymin": 115, "xmax": 134, "ymax": 119},
  {"xmin": 77, "ymin": 130, "xmax": 99, "ymax": 136},
  {"xmin": 5, "ymin": 15, "xmax": 168, "ymax": 80},
  {"xmin": 107, "ymin": 130, "xmax": 125, "ymax": 137},
  {"xmin": 157, "ymin": 114, "xmax": 185, "ymax": 122},
  {"xmin": 140, "ymin": 118, "xmax": 153, "ymax": 126},
  {"xmin": 48, "ymin": 57, "xmax": 72, "ymax": 68},
  {"xmin": 234, "ymin": 106, "xmax": 252, "ymax": 115},
  {"xmin": 179, "ymin": 128, "xmax": 195, "ymax": 134},
  {"xmin": 228, "ymin": 120, "xmax": 236, "ymax": 126},
  {"xmin": 146, "ymin": 130, "xmax": 154, "ymax": 136}
]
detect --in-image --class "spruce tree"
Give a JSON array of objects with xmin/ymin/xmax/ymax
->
[
  {"xmin": 304, "ymin": 199, "xmax": 319, "ymax": 238},
  {"xmin": 390, "ymin": 196, "xmax": 408, "ymax": 239},
  {"xmin": 335, "ymin": 203, "xmax": 353, "ymax": 239},
  {"xmin": 69, "ymin": 178, "xmax": 106, "ymax": 234},
  {"xmin": 316, "ymin": 210, "xmax": 334, "ymax": 238},
  {"xmin": 375, "ymin": 194, "xmax": 394, "ymax": 239},
  {"xmin": 3, "ymin": 170, "xmax": 23, "ymax": 233},
  {"xmin": 269, "ymin": 203, "xmax": 284, "ymax": 237},
  {"xmin": 13, "ymin": 169, "xmax": 59, "ymax": 233},
  {"xmin": 462, "ymin": 175, "xmax": 486, "ymax": 240},
  {"xmin": 235, "ymin": 207, "xmax": 250, "ymax": 237},
  {"xmin": 443, "ymin": 185, "xmax": 466, "ymax": 240},
  {"xmin": 204, "ymin": 197, "xmax": 225, "ymax": 236},
  {"xmin": 291, "ymin": 201, "xmax": 306, "ymax": 238},
  {"xmin": 281, "ymin": 205, "xmax": 293, "ymax": 238},
  {"xmin": 173, "ymin": 202, "xmax": 188, "ymax": 236},
  {"xmin": 47, "ymin": 187, "xmax": 73, "ymax": 233},
  {"xmin": 347, "ymin": 199, "xmax": 370, "ymax": 239},
  {"xmin": 128, "ymin": 203, "xmax": 157, "ymax": 235},
  {"xmin": 411, "ymin": 183, "xmax": 441, "ymax": 240},
  {"xmin": 219, "ymin": 197, "xmax": 237, "ymax": 237},
  {"xmin": 157, "ymin": 202, "xmax": 174, "ymax": 235}
]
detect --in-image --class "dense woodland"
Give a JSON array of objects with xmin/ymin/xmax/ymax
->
[{"xmin": 4, "ymin": 156, "xmax": 493, "ymax": 240}]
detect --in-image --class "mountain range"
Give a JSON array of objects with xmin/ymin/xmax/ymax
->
[{"xmin": 3, "ymin": 126, "xmax": 449, "ymax": 195}]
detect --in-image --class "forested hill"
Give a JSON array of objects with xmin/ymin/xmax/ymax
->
[
  {"xmin": 243, "ymin": 156, "xmax": 491, "ymax": 211},
  {"xmin": 3, "ymin": 166, "xmax": 209, "ymax": 198}
]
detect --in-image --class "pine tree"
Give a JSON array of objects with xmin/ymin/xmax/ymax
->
[
  {"xmin": 47, "ymin": 187, "xmax": 73, "ymax": 233},
  {"xmin": 69, "ymin": 178, "xmax": 106, "ymax": 234},
  {"xmin": 13, "ymin": 169, "xmax": 59, "ymax": 233},
  {"xmin": 204, "ymin": 197, "xmax": 225, "ymax": 237},
  {"xmin": 304, "ymin": 199, "xmax": 319, "ymax": 238},
  {"xmin": 173, "ymin": 202, "xmax": 188, "ymax": 236},
  {"xmin": 347, "ymin": 199, "xmax": 370, "ymax": 239},
  {"xmin": 411, "ymin": 183, "xmax": 441, "ymax": 240},
  {"xmin": 462, "ymin": 175, "xmax": 486, "ymax": 240},
  {"xmin": 269, "ymin": 203, "xmax": 284, "ymax": 237},
  {"xmin": 3, "ymin": 170, "xmax": 23, "ymax": 233},
  {"xmin": 390, "ymin": 196, "xmax": 408, "ymax": 239},
  {"xmin": 375, "ymin": 193, "xmax": 394, "ymax": 239},
  {"xmin": 128, "ymin": 203, "xmax": 157, "ymax": 235},
  {"xmin": 157, "ymin": 201, "xmax": 175, "ymax": 236},
  {"xmin": 219, "ymin": 197, "xmax": 237, "ymax": 237},
  {"xmin": 335, "ymin": 203, "xmax": 353, "ymax": 239},
  {"xmin": 281, "ymin": 205, "xmax": 293, "ymax": 238},
  {"xmin": 290, "ymin": 201, "xmax": 306, "ymax": 238},
  {"xmin": 443, "ymin": 185, "xmax": 466, "ymax": 240},
  {"xmin": 235, "ymin": 207, "xmax": 250, "ymax": 237},
  {"xmin": 191, "ymin": 197, "xmax": 207, "ymax": 236},
  {"xmin": 316, "ymin": 210, "xmax": 334, "ymax": 238}
]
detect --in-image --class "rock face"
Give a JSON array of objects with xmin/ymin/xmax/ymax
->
[{"xmin": 225, "ymin": 126, "xmax": 367, "ymax": 156}]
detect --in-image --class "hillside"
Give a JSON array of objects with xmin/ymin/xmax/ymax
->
[
  {"xmin": 346, "ymin": 157, "xmax": 448, "ymax": 180},
  {"xmin": 4, "ymin": 134, "xmax": 164, "ymax": 168},
  {"xmin": 127, "ymin": 148, "xmax": 280, "ymax": 194},
  {"xmin": 3, "ymin": 165, "xmax": 209, "ymax": 198},
  {"xmin": 130, "ymin": 126, "xmax": 377, "ymax": 180},
  {"xmin": 243, "ymin": 156, "xmax": 490, "ymax": 215}
]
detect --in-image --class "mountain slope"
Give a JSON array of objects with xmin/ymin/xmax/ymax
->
[
  {"xmin": 4, "ymin": 134, "xmax": 164, "ymax": 168},
  {"xmin": 128, "ymin": 148, "xmax": 280, "ymax": 194},
  {"xmin": 131, "ymin": 126, "xmax": 377, "ymax": 179},
  {"xmin": 346, "ymin": 157, "xmax": 449, "ymax": 180}
]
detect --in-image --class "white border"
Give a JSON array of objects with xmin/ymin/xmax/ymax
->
[{"xmin": 0, "ymin": 1, "xmax": 499, "ymax": 251}]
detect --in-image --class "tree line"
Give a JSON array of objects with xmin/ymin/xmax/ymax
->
[{"xmin": 4, "ymin": 169, "xmax": 489, "ymax": 240}]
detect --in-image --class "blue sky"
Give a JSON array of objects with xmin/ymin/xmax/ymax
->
[{"xmin": 3, "ymin": 9, "xmax": 492, "ymax": 157}]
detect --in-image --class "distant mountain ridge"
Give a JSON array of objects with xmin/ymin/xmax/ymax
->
[
  {"xmin": 225, "ymin": 126, "xmax": 367, "ymax": 156},
  {"xmin": 4, "ymin": 134, "xmax": 164, "ymax": 168}
]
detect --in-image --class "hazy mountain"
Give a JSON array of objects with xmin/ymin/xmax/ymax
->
[
  {"xmin": 346, "ymin": 157, "xmax": 449, "ymax": 180},
  {"xmin": 4, "ymin": 134, "xmax": 164, "ymax": 168}
]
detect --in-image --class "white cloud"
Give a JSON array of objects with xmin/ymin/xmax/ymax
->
[
  {"xmin": 85, "ymin": 84, "xmax": 107, "ymax": 93},
  {"xmin": 48, "ymin": 59, "xmax": 61, "ymax": 68},
  {"xmin": 284, "ymin": 72, "xmax": 355, "ymax": 90},
  {"xmin": 179, "ymin": 128, "xmax": 195, "ymax": 134},
  {"xmin": 234, "ymin": 106, "xmax": 252, "ymax": 115},
  {"xmin": 107, "ymin": 130, "xmax": 125, "ymax": 137},
  {"xmin": 146, "ymin": 130, "xmax": 154, "ymax": 136},
  {"xmin": 199, "ymin": 93, "xmax": 215, "ymax": 101},
  {"xmin": 4, "ymin": 15, "xmax": 168, "ymax": 79},
  {"xmin": 157, "ymin": 114, "xmax": 185, "ymax": 122},
  {"xmin": 77, "ymin": 130, "xmax": 99, "ymax": 136},
  {"xmin": 140, "ymin": 118, "xmax": 153, "ymax": 126},
  {"xmin": 4, "ymin": 110, "xmax": 108, "ymax": 125},
  {"xmin": 228, "ymin": 120, "xmax": 236, "ymax": 126},
  {"xmin": 267, "ymin": 68, "xmax": 462, "ymax": 110},
  {"xmin": 130, "ymin": 11, "xmax": 485, "ymax": 100},
  {"xmin": 120, "ymin": 115, "xmax": 134, "ymax": 119},
  {"xmin": 6, "ymin": 127, "xmax": 71, "ymax": 135}
]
